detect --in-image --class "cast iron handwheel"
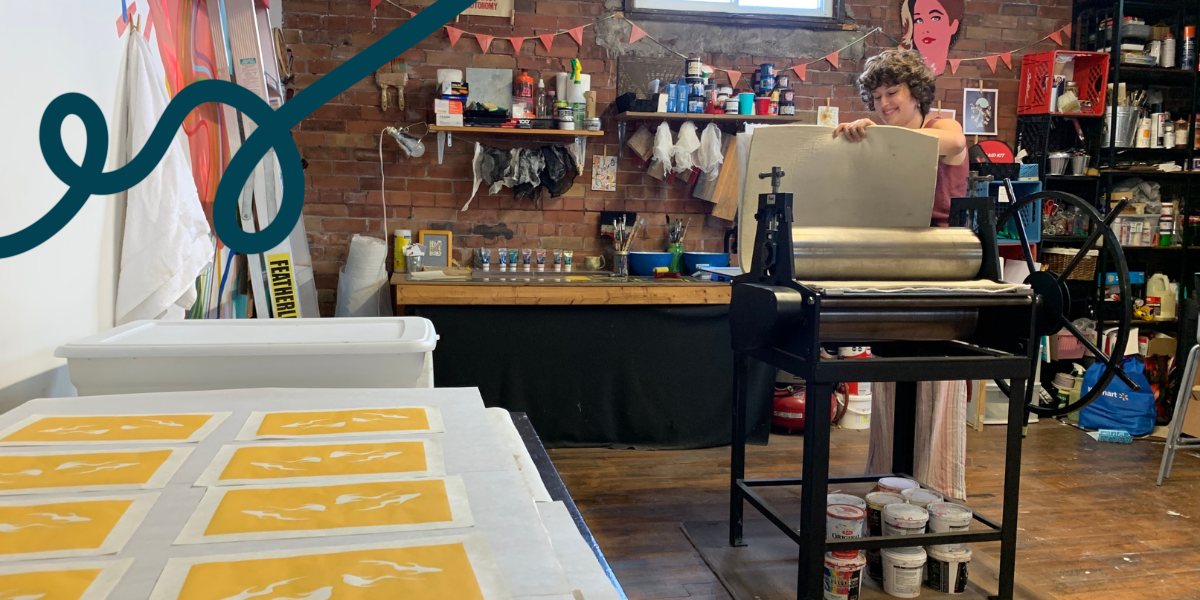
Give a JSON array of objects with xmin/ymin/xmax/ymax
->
[{"xmin": 993, "ymin": 185, "xmax": 1138, "ymax": 418}]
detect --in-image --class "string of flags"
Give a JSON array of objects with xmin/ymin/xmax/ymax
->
[{"xmin": 372, "ymin": 0, "xmax": 1074, "ymax": 85}]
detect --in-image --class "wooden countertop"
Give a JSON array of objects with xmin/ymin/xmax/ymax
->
[{"xmin": 392, "ymin": 272, "xmax": 731, "ymax": 305}]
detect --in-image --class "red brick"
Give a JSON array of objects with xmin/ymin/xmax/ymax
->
[{"xmin": 414, "ymin": 207, "xmax": 459, "ymax": 220}]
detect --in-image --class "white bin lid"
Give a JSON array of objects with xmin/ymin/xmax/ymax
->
[{"xmin": 55, "ymin": 317, "xmax": 437, "ymax": 358}]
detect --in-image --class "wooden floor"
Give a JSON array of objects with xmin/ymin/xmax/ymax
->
[{"xmin": 548, "ymin": 419, "xmax": 1200, "ymax": 600}]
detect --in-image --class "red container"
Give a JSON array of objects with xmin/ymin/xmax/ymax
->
[{"xmin": 1017, "ymin": 51, "xmax": 1110, "ymax": 116}]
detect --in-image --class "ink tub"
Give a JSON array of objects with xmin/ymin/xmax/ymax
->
[
  {"xmin": 827, "ymin": 504, "xmax": 867, "ymax": 540},
  {"xmin": 882, "ymin": 546, "xmax": 927, "ymax": 598},
  {"xmin": 926, "ymin": 545, "xmax": 971, "ymax": 594},
  {"xmin": 55, "ymin": 317, "xmax": 438, "ymax": 394},
  {"xmin": 827, "ymin": 493, "xmax": 868, "ymax": 511},
  {"xmin": 866, "ymin": 492, "xmax": 907, "ymax": 581},
  {"xmin": 927, "ymin": 502, "xmax": 973, "ymax": 551},
  {"xmin": 902, "ymin": 487, "xmax": 944, "ymax": 508},
  {"xmin": 824, "ymin": 551, "xmax": 866, "ymax": 600},
  {"xmin": 882, "ymin": 503, "xmax": 928, "ymax": 537},
  {"xmin": 877, "ymin": 477, "xmax": 919, "ymax": 495}
]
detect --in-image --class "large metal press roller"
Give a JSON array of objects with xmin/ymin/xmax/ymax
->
[{"xmin": 791, "ymin": 227, "xmax": 983, "ymax": 281}]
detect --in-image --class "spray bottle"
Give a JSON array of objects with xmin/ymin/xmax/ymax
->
[{"xmin": 568, "ymin": 58, "xmax": 587, "ymax": 129}]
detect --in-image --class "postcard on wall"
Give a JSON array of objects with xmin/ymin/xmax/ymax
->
[
  {"xmin": 963, "ymin": 88, "xmax": 998, "ymax": 136},
  {"xmin": 151, "ymin": 534, "xmax": 511, "ymax": 600},
  {"xmin": 0, "ymin": 493, "xmax": 157, "ymax": 562},
  {"xmin": 236, "ymin": 407, "xmax": 444, "ymax": 441},
  {"xmin": 194, "ymin": 438, "xmax": 444, "ymax": 487},
  {"xmin": 591, "ymin": 155, "xmax": 617, "ymax": 191},
  {"xmin": 175, "ymin": 476, "xmax": 472, "ymax": 544},
  {"xmin": 0, "ymin": 559, "xmax": 133, "ymax": 600},
  {"xmin": 817, "ymin": 106, "xmax": 839, "ymax": 127},
  {"xmin": 0, "ymin": 413, "xmax": 229, "ymax": 446},
  {"xmin": 0, "ymin": 447, "xmax": 191, "ymax": 496}
]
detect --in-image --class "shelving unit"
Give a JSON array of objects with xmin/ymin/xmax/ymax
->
[
  {"xmin": 428, "ymin": 125, "xmax": 604, "ymax": 165},
  {"xmin": 613, "ymin": 111, "xmax": 815, "ymax": 158}
]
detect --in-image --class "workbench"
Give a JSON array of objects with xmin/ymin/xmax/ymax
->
[{"xmin": 392, "ymin": 273, "xmax": 773, "ymax": 449}]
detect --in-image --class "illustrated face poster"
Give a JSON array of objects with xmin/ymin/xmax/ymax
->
[
  {"xmin": 151, "ymin": 535, "xmax": 510, "ymax": 600},
  {"xmin": 0, "ymin": 447, "xmax": 191, "ymax": 496},
  {"xmin": 899, "ymin": 0, "xmax": 963, "ymax": 75},
  {"xmin": 194, "ymin": 439, "xmax": 444, "ymax": 487},
  {"xmin": 0, "ymin": 414, "xmax": 228, "ymax": 446},
  {"xmin": 963, "ymin": 88, "xmax": 998, "ymax": 136},
  {"xmin": 237, "ymin": 407, "xmax": 444, "ymax": 441},
  {"xmin": 0, "ymin": 494, "xmax": 157, "ymax": 562},
  {"xmin": 591, "ymin": 155, "xmax": 617, "ymax": 191},
  {"xmin": 176, "ymin": 476, "xmax": 472, "ymax": 544},
  {"xmin": 0, "ymin": 559, "xmax": 133, "ymax": 600}
]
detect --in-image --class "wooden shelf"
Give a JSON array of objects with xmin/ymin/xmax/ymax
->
[
  {"xmin": 430, "ymin": 125, "xmax": 604, "ymax": 136},
  {"xmin": 615, "ymin": 111, "xmax": 813, "ymax": 124}
]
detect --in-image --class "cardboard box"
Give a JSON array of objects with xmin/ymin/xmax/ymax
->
[
  {"xmin": 435, "ymin": 113, "xmax": 464, "ymax": 127},
  {"xmin": 434, "ymin": 99, "xmax": 463, "ymax": 115}
]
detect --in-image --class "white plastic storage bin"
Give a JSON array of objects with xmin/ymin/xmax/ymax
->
[{"xmin": 55, "ymin": 317, "xmax": 438, "ymax": 396}]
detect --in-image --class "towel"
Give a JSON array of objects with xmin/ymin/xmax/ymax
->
[
  {"xmin": 866, "ymin": 381, "xmax": 968, "ymax": 500},
  {"xmin": 110, "ymin": 32, "xmax": 213, "ymax": 324}
]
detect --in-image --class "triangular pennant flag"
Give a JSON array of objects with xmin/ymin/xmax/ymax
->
[
  {"xmin": 509, "ymin": 36, "xmax": 525, "ymax": 53},
  {"xmin": 568, "ymin": 26, "xmax": 584, "ymax": 47},
  {"xmin": 116, "ymin": 1, "xmax": 137, "ymax": 36},
  {"xmin": 1063, "ymin": 23, "xmax": 1072, "ymax": 38},
  {"xmin": 1049, "ymin": 30, "xmax": 1063, "ymax": 46},
  {"xmin": 1000, "ymin": 52, "xmax": 1012, "ymax": 70},
  {"xmin": 793, "ymin": 63, "xmax": 807, "ymax": 81},
  {"xmin": 476, "ymin": 33, "xmax": 494, "ymax": 53},
  {"xmin": 370, "ymin": 0, "xmax": 381, "ymax": 9},
  {"xmin": 629, "ymin": 23, "xmax": 647, "ymax": 45},
  {"xmin": 948, "ymin": 58, "xmax": 961, "ymax": 74},
  {"xmin": 985, "ymin": 54, "xmax": 999, "ymax": 73},
  {"xmin": 538, "ymin": 33, "xmax": 555, "ymax": 51},
  {"xmin": 446, "ymin": 26, "xmax": 464, "ymax": 47},
  {"xmin": 725, "ymin": 69, "xmax": 742, "ymax": 87},
  {"xmin": 261, "ymin": 0, "xmax": 268, "ymax": 7},
  {"xmin": 825, "ymin": 51, "xmax": 839, "ymax": 69}
]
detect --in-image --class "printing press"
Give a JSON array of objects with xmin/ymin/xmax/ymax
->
[{"xmin": 727, "ymin": 162, "xmax": 1137, "ymax": 599}]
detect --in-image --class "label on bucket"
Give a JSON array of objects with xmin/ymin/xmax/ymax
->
[
  {"xmin": 886, "ymin": 564, "xmax": 923, "ymax": 597},
  {"xmin": 927, "ymin": 557, "xmax": 969, "ymax": 593},
  {"xmin": 823, "ymin": 564, "xmax": 861, "ymax": 600}
]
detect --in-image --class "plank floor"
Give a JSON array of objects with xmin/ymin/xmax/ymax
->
[{"xmin": 548, "ymin": 419, "xmax": 1200, "ymax": 600}]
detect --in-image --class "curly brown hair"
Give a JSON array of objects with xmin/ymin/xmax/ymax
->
[{"xmin": 858, "ymin": 49, "xmax": 937, "ymax": 116}]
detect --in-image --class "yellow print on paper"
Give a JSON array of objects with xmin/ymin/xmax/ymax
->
[
  {"xmin": 0, "ymin": 495, "xmax": 155, "ymax": 561},
  {"xmin": 242, "ymin": 407, "xmax": 441, "ymax": 440},
  {"xmin": 0, "ymin": 414, "xmax": 227, "ymax": 445},
  {"xmin": 0, "ymin": 448, "xmax": 188, "ymax": 495},
  {"xmin": 198, "ymin": 439, "xmax": 438, "ymax": 486},
  {"xmin": 153, "ymin": 536, "xmax": 507, "ymax": 600},
  {"xmin": 177, "ymin": 477, "xmax": 471, "ymax": 543},
  {"xmin": 0, "ymin": 560, "xmax": 133, "ymax": 600}
]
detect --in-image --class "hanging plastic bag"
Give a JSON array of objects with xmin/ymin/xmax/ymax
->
[
  {"xmin": 1078, "ymin": 356, "xmax": 1157, "ymax": 436},
  {"xmin": 649, "ymin": 122, "xmax": 674, "ymax": 181},
  {"xmin": 695, "ymin": 123, "xmax": 724, "ymax": 180},
  {"xmin": 671, "ymin": 121, "xmax": 701, "ymax": 173}
]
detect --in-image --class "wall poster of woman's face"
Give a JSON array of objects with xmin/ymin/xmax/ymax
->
[
  {"xmin": 963, "ymin": 89, "xmax": 999, "ymax": 136},
  {"xmin": 899, "ymin": 0, "xmax": 963, "ymax": 75}
]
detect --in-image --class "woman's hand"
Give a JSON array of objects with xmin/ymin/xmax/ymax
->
[{"xmin": 832, "ymin": 119, "xmax": 877, "ymax": 142}]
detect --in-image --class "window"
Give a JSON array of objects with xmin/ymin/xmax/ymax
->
[{"xmin": 629, "ymin": 0, "xmax": 839, "ymax": 22}]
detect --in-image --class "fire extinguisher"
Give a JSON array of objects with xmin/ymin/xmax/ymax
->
[{"xmin": 772, "ymin": 384, "xmax": 843, "ymax": 433}]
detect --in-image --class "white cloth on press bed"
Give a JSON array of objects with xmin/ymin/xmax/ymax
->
[{"xmin": 110, "ymin": 32, "xmax": 212, "ymax": 325}]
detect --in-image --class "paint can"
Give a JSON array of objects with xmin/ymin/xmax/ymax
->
[
  {"xmin": 926, "ymin": 545, "xmax": 971, "ymax": 594},
  {"xmin": 724, "ymin": 97, "xmax": 740, "ymax": 114},
  {"xmin": 557, "ymin": 116, "xmax": 576, "ymax": 130},
  {"xmin": 718, "ymin": 85, "xmax": 734, "ymax": 101},
  {"xmin": 760, "ymin": 63, "xmax": 776, "ymax": 78},
  {"xmin": 687, "ymin": 77, "xmax": 704, "ymax": 98},
  {"xmin": 865, "ymin": 492, "xmax": 907, "ymax": 581},
  {"xmin": 827, "ymin": 493, "xmax": 868, "ymax": 511},
  {"xmin": 823, "ymin": 551, "xmax": 866, "ymax": 600},
  {"xmin": 841, "ymin": 393, "xmax": 871, "ymax": 429},
  {"xmin": 686, "ymin": 54, "xmax": 703, "ymax": 77},
  {"xmin": 779, "ymin": 102, "xmax": 795, "ymax": 116},
  {"xmin": 688, "ymin": 95, "xmax": 706, "ymax": 114},
  {"xmin": 777, "ymin": 74, "xmax": 790, "ymax": 89},
  {"xmin": 841, "ymin": 381, "xmax": 871, "ymax": 395},
  {"xmin": 826, "ymin": 504, "xmax": 867, "ymax": 540},
  {"xmin": 584, "ymin": 118, "xmax": 602, "ymax": 131},
  {"xmin": 1182, "ymin": 25, "xmax": 1195, "ymax": 70},
  {"xmin": 927, "ymin": 501, "xmax": 973, "ymax": 552},
  {"xmin": 876, "ymin": 477, "xmax": 919, "ymax": 495},
  {"xmin": 882, "ymin": 503, "xmax": 928, "ymax": 537},
  {"xmin": 839, "ymin": 346, "xmax": 873, "ymax": 359},
  {"xmin": 901, "ymin": 487, "xmax": 944, "ymax": 508},
  {"xmin": 760, "ymin": 75, "xmax": 776, "ymax": 92},
  {"xmin": 780, "ymin": 88, "xmax": 796, "ymax": 103},
  {"xmin": 881, "ymin": 547, "xmax": 927, "ymax": 598},
  {"xmin": 738, "ymin": 92, "xmax": 755, "ymax": 115}
]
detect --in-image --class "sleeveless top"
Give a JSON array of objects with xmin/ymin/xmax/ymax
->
[{"xmin": 925, "ymin": 117, "xmax": 968, "ymax": 227}]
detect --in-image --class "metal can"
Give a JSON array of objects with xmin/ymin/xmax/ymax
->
[
  {"xmin": 686, "ymin": 54, "xmax": 702, "ymax": 77},
  {"xmin": 760, "ymin": 63, "xmax": 775, "ymax": 78},
  {"xmin": 777, "ymin": 74, "xmax": 790, "ymax": 89},
  {"xmin": 779, "ymin": 102, "xmax": 795, "ymax": 116},
  {"xmin": 1148, "ymin": 40, "xmax": 1163, "ymax": 65},
  {"xmin": 556, "ymin": 103, "xmax": 573, "ymax": 119},
  {"xmin": 688, "ymin": 95, "xmax": 705, "ymax": 113},
  {"xmin": 1183, "ymin": 25, "xmax": 1196, "ymax": 70},
  {"xmin": 687, "ymin": 77, "xmax": 704, "ymax": 98},
  {"xmin": 780, "ymin": 88, "xmax": 795, "ymax": 103},
  {"xmin": 724, "ymin": 97, "xmax": 740, "ymax": 114}
]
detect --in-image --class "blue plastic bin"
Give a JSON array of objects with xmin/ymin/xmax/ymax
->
[{"xmin": 974, "ymin": 180, "xmax": 1042, "ymax": 244}]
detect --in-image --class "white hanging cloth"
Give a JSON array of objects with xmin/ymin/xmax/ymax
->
[{"xmin": 110, "ymin": 32, "xmax": 213, "ymax": 324}]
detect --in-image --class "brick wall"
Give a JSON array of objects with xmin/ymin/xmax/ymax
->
[{"xmin": 281, "ymin": 0, "xmax": 1071, "ymax": 314}]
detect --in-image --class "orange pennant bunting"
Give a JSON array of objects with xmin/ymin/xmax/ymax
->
[
  {"xmin": 116, "ymin": 1, "xmax": 137, "ymax": 36},
  {"xmin": 509, "ymin": 36, "xmax": 525, "ymax": 53},
  {"xmin": 476, "ymin": 33, "xmax": 494, "ymax": 53},
  {"xmin": 569, "ymin": 26, "xmax": 585, "ymax": 46},
  {"xmin": 446, "ymin": 26, "xmax": 464, "ymax": 47},
  {"xmin": 370, "ymin": 0, "xmax": 381, "ymax": 9},
  {"xmin": 1049, "ymin": 30, "xmax": 1063, "ymax": 45},
  {"xmin": 725, "ymin": 70, "xmax": 742, "ymax": 86},
  {"xmin": 825, "ymin": 51, "xmax": 839, "ymax": 69},
  {"xmin": 1063, "ymin": 23, "xmax": 1072, "ymax": 38},
  {"xmin": 629, "ymin": 24, "xmax": 647, "ymax": 45},
  {"xmin": 985, "ymin": 54, "xmax": 999, "ymax": 73},
  {"xmin": 539, "ymin": 33, "xmax": 555, "ymax": 51},
  {"xmin": 1000, "ymin": 52, "xmax": 1012, "ymax": 69},
  {"xmin": 948, "ymin": 58, "xmax": 961, "ymax": 74},
  {"xmin": 793, "ymin": 64, "xmax": 807, "ymax": 81}
]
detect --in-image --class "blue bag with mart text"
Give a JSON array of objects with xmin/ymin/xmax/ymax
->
[{"xmin": 1079, "ymin": 356, "xmax": 1157, "ymax": 436}]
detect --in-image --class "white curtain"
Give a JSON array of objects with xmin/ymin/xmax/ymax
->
[{"xmin": 866, "ymin": 381, "xmax": 969, "ymax": 500}]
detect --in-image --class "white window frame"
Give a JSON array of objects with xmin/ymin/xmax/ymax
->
[{"xmin": 629, "ymin": 0, "xmax": 838, "ymax": 22}]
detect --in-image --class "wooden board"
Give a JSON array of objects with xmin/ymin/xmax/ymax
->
[
  {"xmin": 682, "ymin": 518, "xmax": 1055, "ymax": 600},
  {"xmin": 710, "ymin": 137, "xmax": 741, "ymax": 222},
  {"xmin": 394, "ymin": 282, "xmax": 731, "ymax": 306}
]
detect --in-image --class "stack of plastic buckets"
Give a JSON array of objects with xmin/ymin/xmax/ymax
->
[{"xmin": 837, "ymin": 346, "xmax": 873, "ymax": 430}]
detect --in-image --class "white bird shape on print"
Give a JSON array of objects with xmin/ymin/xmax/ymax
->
[
  {"xmin": 261, "ymin": 504, "xmax": 326, "ymax": 512},
  {"xmin": 119, "ymin": 419, "xmax": 184, "ymax": 430},
  {"xmin": 239, "ymin": 511, "xmax": 307, "ymax": 521},
  {"xmin": 333, "ymin": 491, "xmax": 420, "ymax": 510},
  {"xmin": 38, "ymin": 425, "xmax": 108, "ymax": 435},
  {"xmin": 0, "ymin": 523, "xmax": 52, "ymax": 532},
  {"xmin": 2, "ymin": 593, "xmax": 47, "ymax": 600},
  {"xmin": 350, "ymin": 413, "xmax": 409, "ymax": 423},
  {"xmin": 329, "ymin": 451, "xmax": 402, "ymax": 462},
  {"xmin": 276, "ymin": 588, "xmax": 332, "ymax": 600},
  {"xmin": 341, "ymin": 574, "xmax": 398, "ymax": 587},
  {"xmin": 280, "ymin": 419, "xmax": 345, "ymax": 429},
  {"xmin": 249, "ymin": 457, "xmax": 321, "ymax": 471},
  {"xmin": 55, "ymin": 461, "xmax": 137, "ymax": 474},
  {"xmin": 0, "ymin": 470, "xmax": 42, "ymax": 477},
  {"xmin": 217, "ymin": 578, "xmax": 303, "ymax": 600},
  {"xmin": 360, "ymin": 559, "xmax": 443, "ymax": 574},
  {"xmin": 29, "ymin": 512, "xmax": 90, "ymax": 523}
]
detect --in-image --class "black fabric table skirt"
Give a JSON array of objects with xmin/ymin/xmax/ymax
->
[{"xmin": 412, "ymin": 304, "xmax": 775, "ymax": 449}]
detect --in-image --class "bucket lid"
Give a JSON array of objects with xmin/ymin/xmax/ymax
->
[
  {"xmin": 901, "ymin": 488, "xmax": 943, "ymax": 504},
  {"xmin": 825, "ymin": 551, "xmax": 867, "ymax": 568},
  {"xmin": 865, "ymin": 491, "xmax": 906, "ymax": 509},
  {"xmin": 927, "ymin": 502, "xmax": 973, "ymax": 522},
  {"xmin": 827, "ymin": 493, "xmax": 866, "ymax": 508},
  {"xmin": 827, "ymin": 504, "xmax": 866, "ymax": 520},
  {"xmin": 883, "ymin": 503, "xmax": 928, "ymax": 524},
  {"xmin": 877, "ymin": 477, "xmax": 918, "ymax": 492},
  {"xmin": 927, "ymin": 545, "xmax": 972, "ymax": 562},
  {"xmin": 881, "ymin": 546, "xmax": 927, "ymax": 563}
]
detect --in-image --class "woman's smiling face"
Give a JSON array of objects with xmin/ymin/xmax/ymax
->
[
  {"xmin": 911, "ymin": 0, "xmax": 959, "ymax": 71},
  {"xmin": 871, "ymin": 82, "xmax": 920, "ymax": 126}
]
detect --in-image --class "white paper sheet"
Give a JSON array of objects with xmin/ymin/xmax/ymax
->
[
  {"xmin": 193, "ymin": 438, "xmax": 445, "ymax": 487},
  {"xmin": 0, "ymin": 493, "xmax": 158, "ymax": 562},
  {"xmin": 0, "ymin": 559, "xmax": 134, "ymax": 600},
  {"xmin": 0, "ymin": 446, "xmax": 192, "ymax": 496},
  {"xmin": 538, "ymin": 501, "xmax": 622, "ymax": 600}
]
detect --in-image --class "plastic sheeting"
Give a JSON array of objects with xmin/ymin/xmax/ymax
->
[{"xmin": 335, "ymin": 235, "xmax": 392, "ymax": 318}]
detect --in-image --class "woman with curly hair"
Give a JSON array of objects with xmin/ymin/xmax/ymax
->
[
  {"xmin": 833, "ymin": 48, "xmax": 967, "ymax": 227},
  {"xmin": 834, "ymin": 48, "xmax": 971, "ymax": 500}
]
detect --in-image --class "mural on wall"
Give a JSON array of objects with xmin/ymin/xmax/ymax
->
[{"xmin": 898, "ymin": 0, "xmax": 964, "ymax": 76}]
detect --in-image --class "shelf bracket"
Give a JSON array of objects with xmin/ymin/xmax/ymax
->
[{"xmin": 436, "ymin": 130, "xmax": 451, "ymax": 165}]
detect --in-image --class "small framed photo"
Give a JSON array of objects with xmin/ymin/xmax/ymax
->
[
  {"xmin": 418, "ymin": 230, "xmax": 453, "ymax": 268},
  {"xmin": 963, "ymin": 88, "xmax": 998, "ymax": 136}
]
